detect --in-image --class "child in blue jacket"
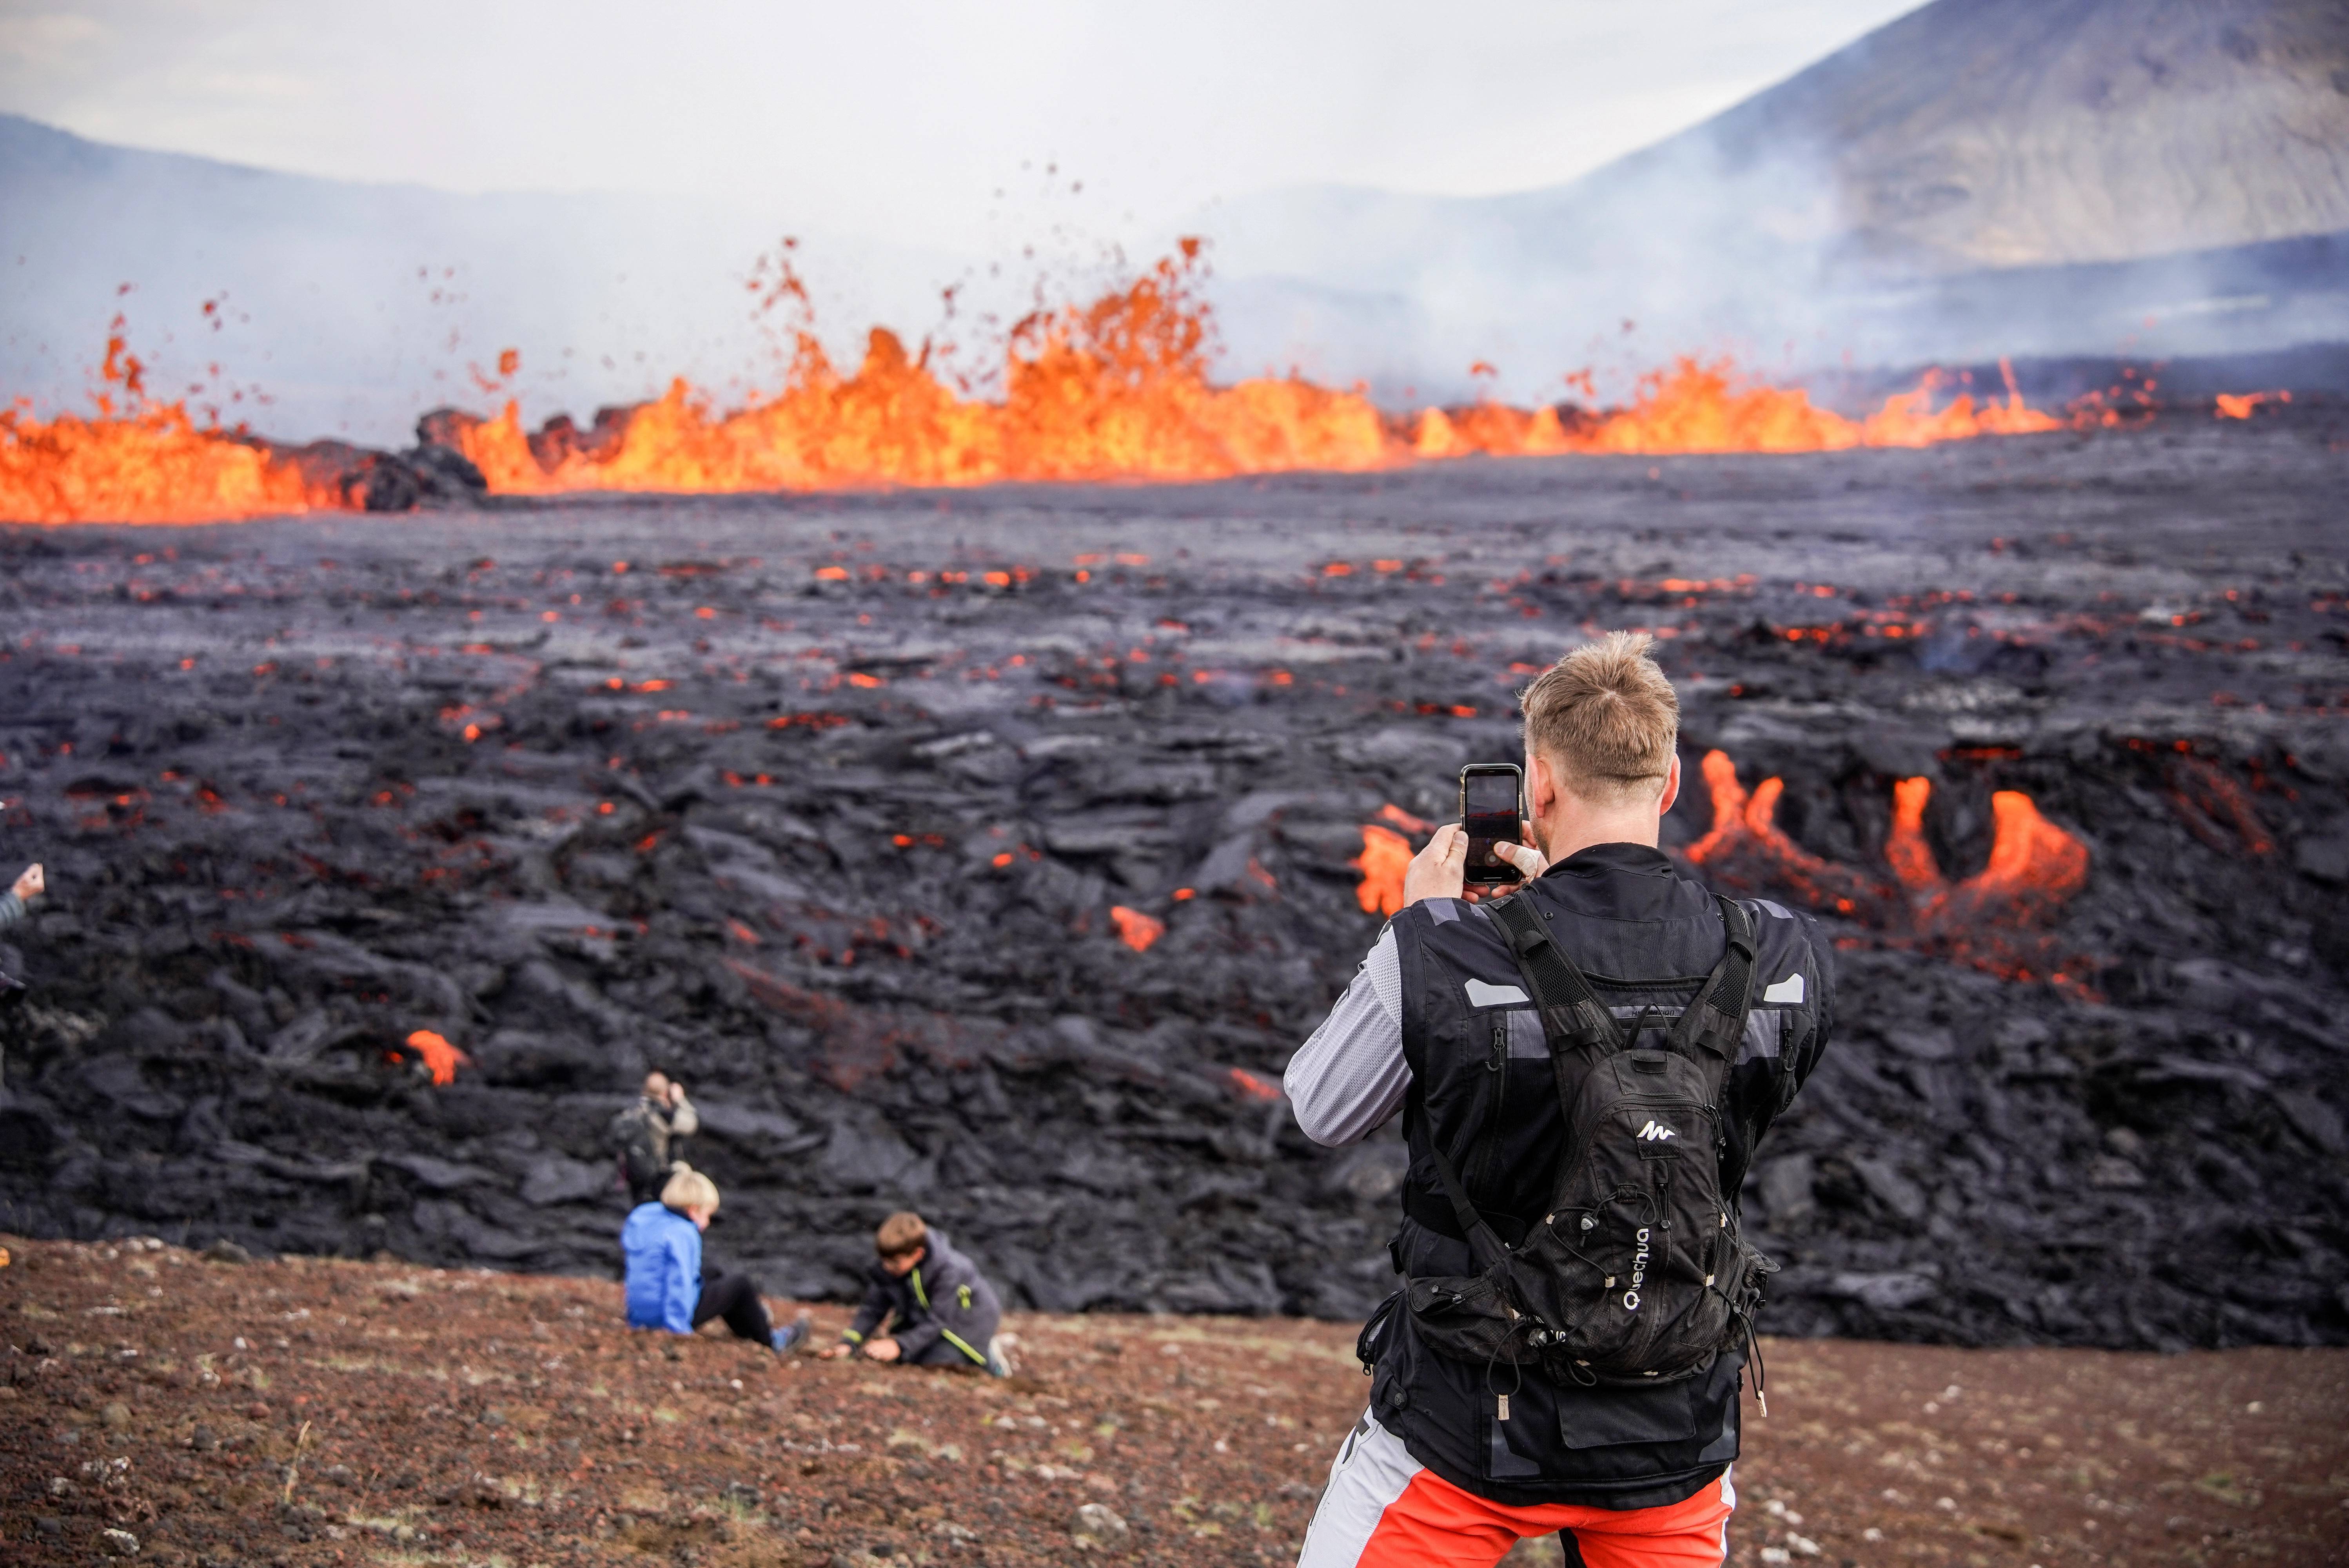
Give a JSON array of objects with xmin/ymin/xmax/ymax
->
[{"xmin": 621, "ymin": 1166, "xmax": 808, "ymax": 1353}]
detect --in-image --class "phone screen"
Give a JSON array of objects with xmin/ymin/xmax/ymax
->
[{"xmin": 1460, "ymin": 766, "xmax": 1524, "ymax": 886}]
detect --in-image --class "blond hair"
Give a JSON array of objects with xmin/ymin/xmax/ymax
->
[
  {"xmin": 661, "ymin": 1165, "xmax": 720, "ymax": 1216},
  {"xmin": 875, "ymin": 1210, "xmax": 928, "ymax": 1258},
  {"xmin": 1518, "ymin": 631, "xmax": 1679, "ymax": 804}
]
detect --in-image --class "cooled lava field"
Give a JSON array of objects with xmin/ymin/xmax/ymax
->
[{"xmin": 0, "ymin": 407, "xmax": 2344, "ymax": 1353}]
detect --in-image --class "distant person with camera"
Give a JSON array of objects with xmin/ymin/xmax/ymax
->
[
  {"xmin": 621, "ymin": 1165, "xmax": 809, "ymax": 1353},
  {"xmin": 2, "ymin": 863, "xmax": 46, "ymax": 1021},
  {"xmin": 611, "ymin": 1071, "xmax": 699, "ymax": 1205},
  {"xmin": 1286, "ymin": 633, "xmax": 1833, "ymax": 1568},
  {"xmin": 1, "ymin": 862, "xmax": 42, "ymax": 925},
  {"xmin": 819, "ymin": 1211, "xmax": 1010, "ymax": 1376}
]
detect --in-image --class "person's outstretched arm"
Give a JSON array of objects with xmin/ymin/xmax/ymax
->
[{"xmin": 840, "ymin": 1274, "xmax": 891, "ymax": 1348}]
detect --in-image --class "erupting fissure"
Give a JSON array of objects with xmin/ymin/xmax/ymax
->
[{"xmin": 5, "ymin": 249, "xmax": 2107, "ymax": 524}]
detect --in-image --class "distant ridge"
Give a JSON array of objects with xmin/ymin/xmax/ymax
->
[
  {"xmin": 1204, "ymin": 0, "xmax": 2349, "ymax": 400},
  {"xmin": 1672, "ymin": 0, "xmax": 2349, "ymax": 273}
]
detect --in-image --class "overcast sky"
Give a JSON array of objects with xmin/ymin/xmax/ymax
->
[{"xmin": 2, "ymin": 0, "xmax": 1922, "ymax": 252}]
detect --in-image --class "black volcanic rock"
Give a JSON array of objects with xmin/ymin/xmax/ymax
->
[{"xmin": 0, "ymin": 410, "xmax": 2344, "ymax": 1353}]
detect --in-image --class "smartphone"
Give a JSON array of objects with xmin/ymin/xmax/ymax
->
[{"xmin": 1458, "ymin": 764, "xmax": 1525, "ymax": 887}]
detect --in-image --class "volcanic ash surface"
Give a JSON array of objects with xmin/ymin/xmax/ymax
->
[{"xmin": 4, "ymin": 1240, "xmax": 2347, "ymax": 1568}]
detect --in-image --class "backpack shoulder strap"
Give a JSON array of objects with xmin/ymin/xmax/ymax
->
[
  {"xmin": 1422, "ymin": 1135, "xmax": 1512, "ymax": 1272},
  {"xmin": 1488, "ymin": 891, "xmax": 1625, "ymax": 1055},
  {"xmin": 1664, "ymin": 895, "xmax": 1758, "ymax": 1067}
]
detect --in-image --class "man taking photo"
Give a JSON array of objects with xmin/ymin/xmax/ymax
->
[
  {"xmin": 1287, "ymin": 632, "xmax": 1833, "ymax": 1568},
  {"xmin": 611, "ymin": 1071, "xmax": 699, "ymax": 1207}
]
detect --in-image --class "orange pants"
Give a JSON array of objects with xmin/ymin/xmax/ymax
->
[{"xmin": 1296, "ymin": 1412, "xmax": 1733, "ymax": 1568}]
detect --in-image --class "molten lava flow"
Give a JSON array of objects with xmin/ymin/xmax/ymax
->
[
  {"xmin": 1684, "ymin": 751, "xmax": 2093, "ymax": 989},
  {"xmin": 2215, "ymin": 391, "xmax": 2289, "ymax": 419},
  {"xmin": 1936, "ymin": 790, "xmax": 2091, "ymax": 923},
  {"xmin": 1109, "ymin": 905, "xmax": 1165, "ymax": 952},
  {"xmin": 1353, "ymin": 824, "xmax": 1416, "ymax": 917},
  {"xmin": 1546, "ymin": 358, "xmax": 2061, "ymax": 457},
  {"xmin": 5, "ymin": 262, "xmax": 2107, "ymax": 524},
  {"xmin": 0, "ymin": 324, "xmax": 328, "ymax": 524},
  {"xmin": 1229, "ymin": 1067, "xmax": 1283, "ymax": 1102},
  {"xmin": 404, "ymin": 1028, "xmax": 470, "ymax": 1086},
  {"xmin": 448, "ymin": 247, "xmax": 1391, "ymax": 496},
  {"xmin": 1882, "ymin": 776, "xmax": 1944, "ymax": 895},
  {"xmin": 1682, "ymin": 751, "xmax": 1879, "ymax": 914}
]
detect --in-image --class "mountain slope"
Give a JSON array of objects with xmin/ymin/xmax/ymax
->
[
  {"xmin": 1694, "ymin": 0, "xmax": 2349, "ymax": 273},
  {"xmin": 1204, "ymin": 0, "xmax": 2349, "ymax": 399}
]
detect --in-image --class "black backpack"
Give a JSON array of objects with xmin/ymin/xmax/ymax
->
[
  {"xmin": 1403, "ymin": 890, "xmax": 1772, "ymax": 1392},
  {"xmin": 607, "ymin": 1102, "xmax": 665, "ymax": 1197}
]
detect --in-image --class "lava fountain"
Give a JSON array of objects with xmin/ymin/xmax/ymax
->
[{"xmin": 7, "ymin": 249, "xmax": 2104, "ymax": 524}]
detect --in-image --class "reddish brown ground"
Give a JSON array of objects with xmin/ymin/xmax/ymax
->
[{"xmin": 2, "ymin": 1238, "xmax": 2343, "ymax": 1568}]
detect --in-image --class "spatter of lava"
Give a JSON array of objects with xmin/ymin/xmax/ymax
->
[
  {"xmin": 1347, "ymin": 751, "xmax": 2093, "ymax": 994},
  {"xmin": 5, "ymin": 247, "xmax": 2098, "ymax": 524},
  {"xmin": 0, "ymin": 325, "xmax": 336, "ymax": 524},
  {"xmin": 1682, "ymin": 751, "xmax": 2093, "ymax": 994}
]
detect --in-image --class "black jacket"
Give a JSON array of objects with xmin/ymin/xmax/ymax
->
[
  {"xmin": 1371, "ymin": 843, "xmax": 1833, "ymax": 1508},
  {"xmin": 844, "ymin": 1229, "xmax": 1003, "ymax": 1367}
]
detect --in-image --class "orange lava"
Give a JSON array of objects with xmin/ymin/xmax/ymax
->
[
  {"xmin": 1685, "ymin": 750, "xmax": 2093, "ymax": 989},
  {"xmin": 2, "ymin": 269, "xmax": 2127, "ymax": 524},
  {"xmin": 1, "ymin": 325, "xmax": 325, "ymax": 524},
  {"xmin": 1228, "ymin": 1067, "xmax": 1283, "ymax": 1102},
  {"xmin": 1109, "ymin": 905, "xmax": 1165, "ymax": 953},
  {"xmin": 404, "ymin": 1028, "xmax": 471, "ymax": 1087},
  {"xmin": 1883, "ymin": 775, "xmax": 1944, "ymax": 895},
  {"xmin": 450, "ymin": 244, "xmax": 1389, "ymax": 496},
  {"xmin": 1512, "ymin": 356, "xmax": 2060, "ymax": 457},
  {"xmin": 2214, "ymin": 391, "xmax": 2289, "ymax": 419},
  {"xmin": 1352, "ymin": 823, "xmax": 1416, "ymax": 917},
  {"xmin": 1937, "ymin": 790, "xmax": 2091, "ymax": 923},
  {"xmin": 1682, "ymin": 751, "xmax": 1876, "ymax": 915}
]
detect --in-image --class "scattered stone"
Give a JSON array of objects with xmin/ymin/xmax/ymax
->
[
  {"xmin": 202, "ymin": 1241, "xmax": 252, "ymax": 1266},
  {"xmin": 1071, "ymin": 1503, "xmax": 1129, "ymax": 1552},
  {"xmin": 100, "ymin": 1527, "xmax": 140, "ymax": 1556}
]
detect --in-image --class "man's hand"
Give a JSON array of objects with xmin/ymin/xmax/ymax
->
[
  {"xmin": 1400, "ymin": 824, "xmax": 1470, "ymax": 907},
  {"xmin": 861, "ymin": 1338, "xmax": 902, "ymax": 1363},
  {"xmin": 1493, "ymin": 831, "xmax": 1547, "ymax": 884},
  {"xmin": 1401, "ymin": 825, "xmax": 1545, "ymax": 908},
  {"xmin": 666, "ymin": 1080, "xmax": 686, "ymax": 1107},
  {"xmin": 11, "ymin": 864, "xmax": 42, "ymax": 903}
]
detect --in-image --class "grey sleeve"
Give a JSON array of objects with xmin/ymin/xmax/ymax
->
[
  {"xmin": 1284, "ymin": 928, "xmax": 1410, "ymax": 1148},
  {"xmin": 0, "ymin": 892, "xmax": 22, "ymax": 927},
  {"xmin": 666, "ymin": 1095, "xmax": 698, "ymax": 1139}
]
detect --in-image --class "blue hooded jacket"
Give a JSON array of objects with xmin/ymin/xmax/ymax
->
[{"xmin": 621, "ymin": 1201, "xmax": 700, "ymax": 1333}]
